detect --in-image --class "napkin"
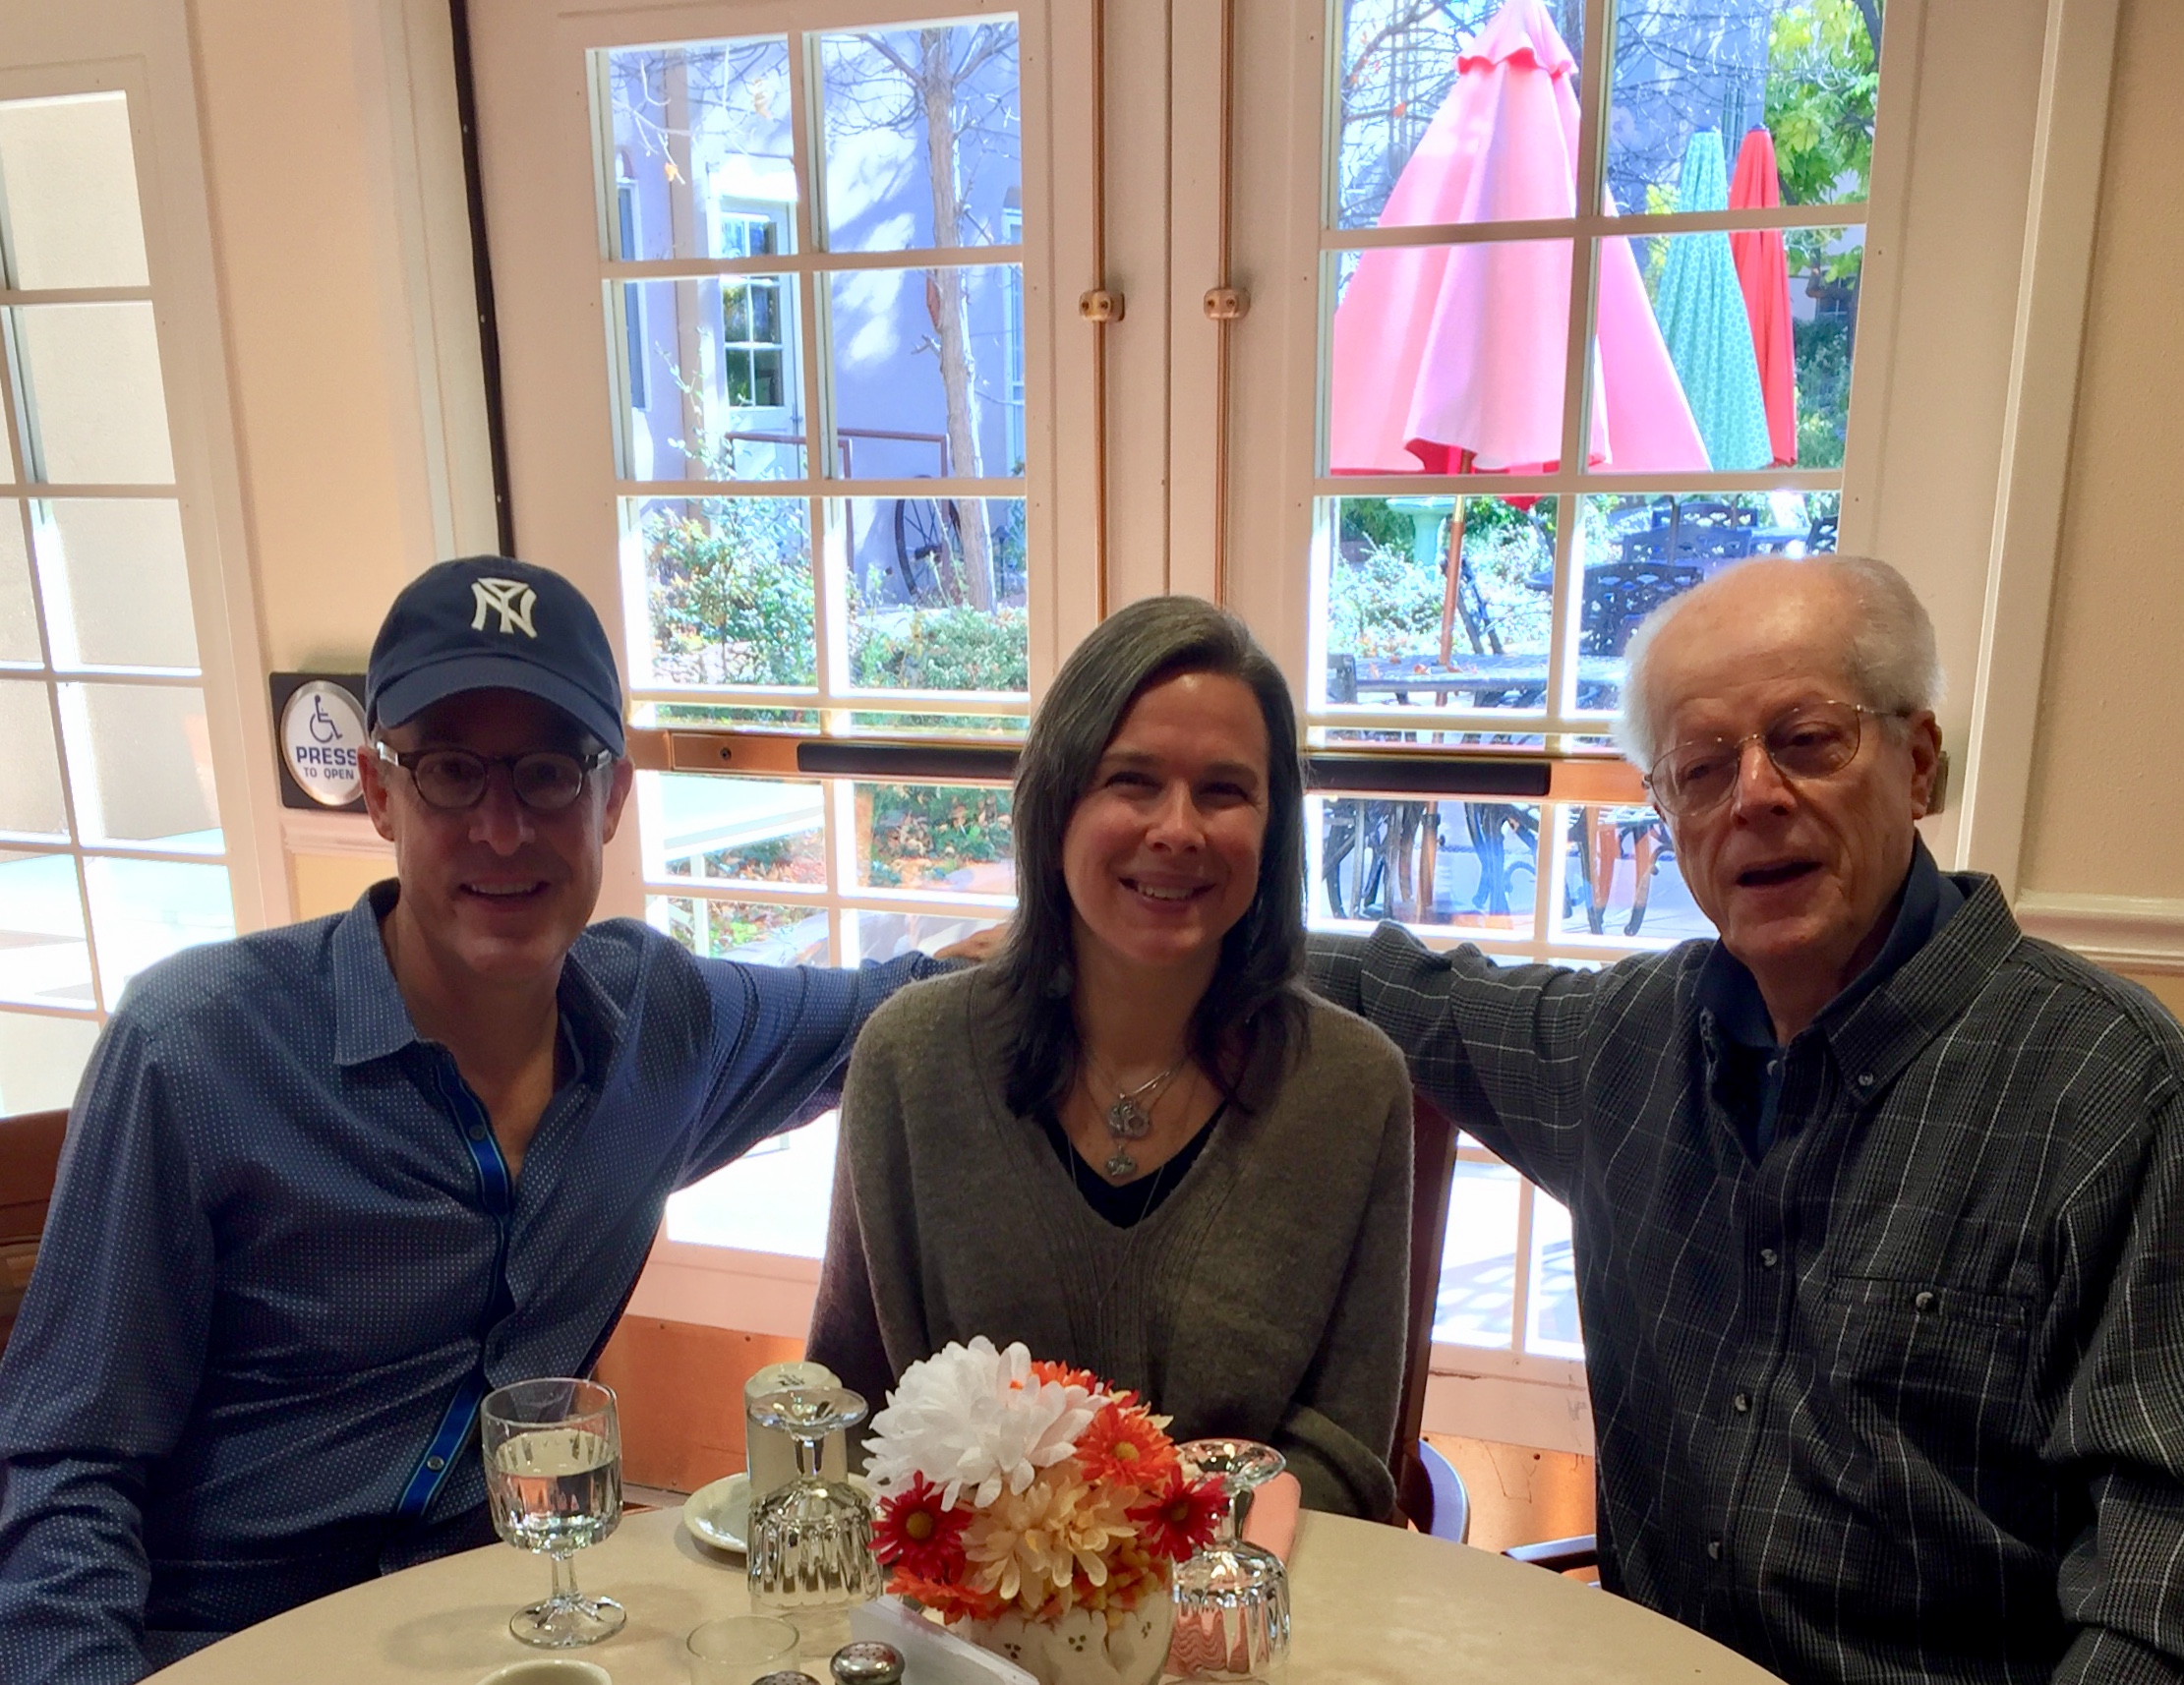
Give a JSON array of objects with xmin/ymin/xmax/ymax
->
[
  {"xmin": 849, "ymin": 1596, "xmax": 1036, "ymax": 1685},
  {"xmin": 1240, "ymin": 1471, "xmax": 1299, "ymax": 1560}
]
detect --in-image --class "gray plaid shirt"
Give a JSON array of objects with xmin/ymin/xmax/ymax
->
[{"xmin": 1309, "ymin": 875, "xmax": 2184, "ymax": 1685}]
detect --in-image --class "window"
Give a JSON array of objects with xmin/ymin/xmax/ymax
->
[{"xmin": 0, "ymin": 90, "xmax": 236, "ymax": 1112}]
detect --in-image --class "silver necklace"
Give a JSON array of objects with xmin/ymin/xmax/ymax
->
[{"xmin": 1083, "ymin": 1052, "xmax": 1186, "ymax": 1178}]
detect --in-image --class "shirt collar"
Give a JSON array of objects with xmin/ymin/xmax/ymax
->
[
  {"xmin": 1695, "ymin": 835, "xmax": 1963, "ymax": 1053},
  {"xmin": 329, "ymin": 879, "xmax": 625, "ymax": 1076}
]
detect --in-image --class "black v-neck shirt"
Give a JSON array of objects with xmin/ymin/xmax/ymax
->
[{"xmin": 1035, "ymin": 1104, "xmax": 1226, "ymax": 1227}]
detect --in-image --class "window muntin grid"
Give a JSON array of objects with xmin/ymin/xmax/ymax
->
[{"xmin": 0, "ymin": 89, "xmax": 235, "ymax": 1114}]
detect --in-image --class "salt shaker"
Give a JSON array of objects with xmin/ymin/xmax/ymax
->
[
  {"xmin": 830, "ymin": 1640, "xmax": 906, "ymax": 1685},
  {"xmin": 753, "ymin": 1674, "xmax": 822, "ymax": 1685}
]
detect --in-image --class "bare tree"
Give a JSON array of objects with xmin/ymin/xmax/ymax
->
[{"xmin": 828, "ymin": 26, "xmax": 1019, "ymax": 610}]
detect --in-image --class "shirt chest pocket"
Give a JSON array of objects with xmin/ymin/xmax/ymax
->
[{"xmin": 1818, "ymin": 1273, "xmax": 2040, "ymax": 1499}]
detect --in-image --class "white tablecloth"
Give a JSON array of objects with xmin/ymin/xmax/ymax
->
[{"xmin": 147, "ymin": 1506, "xmax": 1780, "ymax": 1684}]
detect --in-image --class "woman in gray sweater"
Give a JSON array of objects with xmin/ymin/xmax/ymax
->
[{"xmin": 807, "ymin": 597, "xmax": 1414, "ymax": 1520}]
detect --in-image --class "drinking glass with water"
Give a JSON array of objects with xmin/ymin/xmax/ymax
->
[{"xmin": 481, "ymin": 1377, "xmax": 626, "ymax": 1647}]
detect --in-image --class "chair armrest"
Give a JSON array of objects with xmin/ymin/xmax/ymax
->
[{"xmin": 1504, "ymin": 1534, "xmax": 1598, "ymax": 1573}]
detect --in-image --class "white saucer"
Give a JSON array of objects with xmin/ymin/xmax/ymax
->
[{"xmin": 683, "ymin": 1471, "xmax": 878, "ymax": 1554}]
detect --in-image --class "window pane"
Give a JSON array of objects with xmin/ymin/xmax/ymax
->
[
  {"xmin": 12, "ymin": 303, "xmax": 174, "ymax": 485},
  {"xmin": 845, "ymin": 906, "xmax": 1004, "ymax": 962},
  {"xmin": 613, "ymin": 277, "xmax": 803, "ymax": 482},
  {"xmin": 0, "ymin": 92, "xmax": 149, "ymax": 289},
  {"xmin": 57, "ymin": 681, "xmax": 221, "ymax": 851},
  {"xmin": 1331, "ymin": 0, "xmax": 1587, "ymax": 231},
  {"xmin": 632, "ymin": 700, "xmax": 821, "ymax": 730},
  {"xmin": 644, "ymin": 893, "xmax": 828, "ymax": 963},
  {"xmin": 1574, "ymin": 490, "xmax": 1840, "ymax": 712},
  {"xmin": 0, "ymin": 678, "xmax": 66, "ymax": 838},
  {"xmin": 641, "ymin": 772, "xmax": 824, "ymax": 888},
  {"xmin": 853, "ymin": 782, "xmax": 1013, "ymax": 895},
  {"xmin": 1436, "ymin": 1156, "xmax": 1521, "ymax": 1347},
  {"xmin": 845, "ymin": 711, "xmax": 1027, "ymax": 737},
  {"xmin": 602, "ymin": 39, "xmax": 798, "ymax": 262},
  {"xmin": 817, "ymin": 23, "xmax": 1021, "ymax": 255},
  {"xmin": 843, "ymin": 496, "xmax": 1028, "ymax": 697},
  {"xmin": 32, "ymin": 500, "xmax": 197, "ymax": 669},
  {"xmin": 0, "ymin": 1008, "xmax": 99, "ymax": 1114},
  {"xmin": 666, "ymin": 1109, "xmax": 838, "ymax": 1257},
  {"xmin": 1326, "ymin": 242, "xmax": 1573, "ymax": 478},
  {"xmin": 83, "ymin": 855, "xmax": 233, "ymax": 994},
  {"xmin": 0, "ymin": 506, "xmax": 38, "ymax": 664},
  {"xmin": 829, "ymin": 265, "xmax": 1020, "ymax": 481},
  {"xmin": 1313, "ymin": 795, "xmax": 1543, "ymax": 930},
  {"xmin": 1322, "ymin": 494, "xmax": 1555, "ymax": 692},
  {"xmin": 1607, "ymin": 0, "xmax": 1882, "ymax": 217},
  {"xmin": 0, "ymin": 850, "xmax": 91, "ymax": 1008},
  {"xmin": 626, "ymin": 494, "xmax": 815, "ymax": 689},
  {"xmin": 1526, "ymin": 1190, "xmax": 1582, "ymax": 1356},
  {"xmin": 1591, "ymin": 223, "xmax": 1864, "ymax": 474},
  {"xmin": 1560, "ymin": 803, "xmax": 1714, "ymax": 946}
]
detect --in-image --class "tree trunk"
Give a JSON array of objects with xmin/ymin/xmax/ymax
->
[
  {"xmin": 915, "ymin": 28, "xmax": 995, "ymax": 610},
  {"xmin": 664, "ymin": 57, "xmax": 708, "ymax": 481}
]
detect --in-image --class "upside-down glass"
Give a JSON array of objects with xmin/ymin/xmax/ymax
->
[
  {"xmin": 1169, "ymin": 1439, "xmax": 1291, "ymax": 1681},
  {"xmin": 745, "ymin": 1387, "xmax": 882, "ymax": 1658},
  {"xmin": 481, "ymin": 1378, "xmax": 626, "ymax": 1647}
]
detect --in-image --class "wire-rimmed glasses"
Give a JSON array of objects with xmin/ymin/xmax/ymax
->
[
  {"xmin": 1643, "ymin": 700, "xmax": 1906, "ymax": 820},
  {"xmin": 1169, "ymin": 1439, "xmax": 1291, "ymax": 1681},
  {"xmin": 481, "ymin": 1377, "xmax": 626, "ymax": 1648},
  {"xmin": 745, "ymin": 1386, "xmax": 883, "ymax": 1658}
]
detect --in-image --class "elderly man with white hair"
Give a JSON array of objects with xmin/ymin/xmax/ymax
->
[{"xmin": 1310, "ymin": 555, "xmax": 2184, "ymax": 1685}]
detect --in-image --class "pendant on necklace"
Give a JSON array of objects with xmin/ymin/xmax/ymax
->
[
  {"xmin": 1103, "ymin": 1145, "xmax": 1139, "ymax": 1180},
  {"xmin": 1106, "ymin": 1097, "xmax": 1153, "ymax": 1139}
]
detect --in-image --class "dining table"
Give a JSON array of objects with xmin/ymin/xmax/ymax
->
[{"xmin": 144, "ymin": 1504, "xmax": 1782, "ymax": 1685}]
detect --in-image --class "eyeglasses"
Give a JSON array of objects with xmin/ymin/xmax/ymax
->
[
  {"xmin": 373, "ymin": 741, "xmax": 613, "ymax": 813},
  {"xmin": 1644, "ymin": 700, "xmax": 1906, "ymax": 820}
]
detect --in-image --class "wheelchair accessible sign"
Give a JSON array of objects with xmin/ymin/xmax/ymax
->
[{"xmin": 280, "ymin": 679, "xmax": 369, "ymax": 807}]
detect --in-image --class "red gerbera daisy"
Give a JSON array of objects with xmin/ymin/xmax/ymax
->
[
  {"xmin": 1128, "ymin": 1469, "xmax": 1226, "ymax": 1562},
  {"xmin": 873, "ymin": 1476, "xmax": 970, "ymax": 1580},
  {"xmin": 1074, "ymin": 1401, "xmax": 1178, "ymax": 1488}
]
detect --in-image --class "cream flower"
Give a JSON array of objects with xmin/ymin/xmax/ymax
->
[
  {"xmin": 962, "ymin": 1467, "xmax": 1138, "ymax": 1605},
  {"xmin": 865, "ymin": 1337, "xmax": 1105, "ymax": 1508}
]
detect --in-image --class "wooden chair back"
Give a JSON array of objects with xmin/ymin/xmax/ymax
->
[
  {"xmin": 0, "ymin": 1108, "xmax": 68, "ymax": 1354},
  {"xmin": 1390, "ymin": 1088, "xmax": 1463, "ymax": 1537}
]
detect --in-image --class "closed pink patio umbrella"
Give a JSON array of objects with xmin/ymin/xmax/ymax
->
[{"xmin": 1329, "ymin": 0, "xmax": 1707, "ymax": 488}]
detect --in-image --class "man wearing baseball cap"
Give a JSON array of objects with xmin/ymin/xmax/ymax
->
[{"xmin": 0, "ymin": 558, "xmax": 951, "ymax": 1683}]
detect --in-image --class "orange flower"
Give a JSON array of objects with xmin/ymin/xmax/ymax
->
[
  {"xmin": 1128, "ymin": 1470, "xmax": 1226, "ymax": 1562},
  {"xmin": 1030, "ymin": 1359, "xmax": 1102, "ymax": 1390},
  {"xmin": 1074, "ymin": 1402, "xmax": 1178, "ymax": 1489},
  {"xmin": 889, "ymin": 1566, "xmax": 1006, "ymax": 1624}
]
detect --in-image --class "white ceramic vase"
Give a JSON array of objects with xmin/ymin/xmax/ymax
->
[{"xmin": 960, "ymin": 1593, "xmax": 1175, "ymax": 1685}]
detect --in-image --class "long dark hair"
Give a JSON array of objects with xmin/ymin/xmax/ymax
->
[{"xmin": 991, "ymin": 596, "xmax": 1307, "ymax": 1119}]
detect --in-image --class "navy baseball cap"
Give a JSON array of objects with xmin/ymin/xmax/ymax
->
[{"xmin": 366, "ymin": 557, "xmax": 626, "ymax": 756}]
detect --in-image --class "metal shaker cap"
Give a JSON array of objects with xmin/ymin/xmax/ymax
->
[
  {"xmin": 829, "ymin": 1640, "xmax": 906, "ymax": 1684},
  {"xmin": 752, "ymin": 1673, "xmax": 822, "ymax": 1685}
]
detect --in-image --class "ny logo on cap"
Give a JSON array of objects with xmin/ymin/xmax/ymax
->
[{"xmin": 470, "ymin": 577, "xmax": 539, "ymax": 638}]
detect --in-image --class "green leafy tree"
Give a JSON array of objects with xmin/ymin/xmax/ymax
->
[
  {"xmin": 645, "ymin": 496, "xmax": 814, "ymax": 685},
  {"xmin": 1766, "ymin": 0, "xmax": 1880, "ymax": 282}
]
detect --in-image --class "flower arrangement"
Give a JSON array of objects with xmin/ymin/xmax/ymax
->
[{"xmin": 864, "ymin": 1337, "xmax": 1225, "ymax": 1629}]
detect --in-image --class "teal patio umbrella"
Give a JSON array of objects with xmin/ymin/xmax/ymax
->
[{"xmin": 1653, "ymin": 130, "xmax": 1772, "ymax": 473}]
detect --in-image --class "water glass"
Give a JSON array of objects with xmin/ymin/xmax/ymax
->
[
  {"xmin": 685, "ymin": 1614, "xmax": 800, "ymax": 1683},
  {"xmin": 1169, "ymin": 1439, "xmax": 1291, "ymax": 1681},
  {"xmin": 746, "ymin": 1386, "xmax": 883, "ymax": 1658},
  {"xmin": 482, "ymin": 1377, "xmax": 626, "ymax": 1648}
]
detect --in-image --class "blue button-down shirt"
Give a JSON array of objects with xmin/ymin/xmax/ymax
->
[
  {"xmin": 0, "ymin": 882, "xmax": 941, "ymax": 1685},
  {"xmin": 1695, "ymin": 836, "xmax": 1965, "ymax": 1157}
]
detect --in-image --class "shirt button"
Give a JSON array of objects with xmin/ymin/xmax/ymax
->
[
  {"xmin": 1858, "ymin": 1073, "xmax": 1875, "ymax": 1088},
  {"xmin": 467, "ymin": 1124, "xmax": 488, "ymax": 1141},
  {"xmin": 1706, "ymin": 1540, "xmax": 1723, "ymax": 1561},
  {"xmin": 1914, "ymin": 1290, "xmax": 1937, "ymax": 1312},
  {"xmin": 1759, "ymin": 1247, "xmax": 1780, "ymax": 1269},
  {"xmin": 1733, "ymin": 1392, "xmax": 1751, "ymax": 1414},
  {"xmin": 426, "ymin": 1455, "xmax": 446, "ymax": 1472}
]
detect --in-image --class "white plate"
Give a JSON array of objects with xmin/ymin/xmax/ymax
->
[{"xmin": 683, "ymin": 1471, "xmax": 879, "ymax": 1555}]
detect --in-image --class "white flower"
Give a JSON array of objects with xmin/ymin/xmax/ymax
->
[{"xmin": 865, "ymin": 1337, "xmax": 1106, "ymax": 1509}]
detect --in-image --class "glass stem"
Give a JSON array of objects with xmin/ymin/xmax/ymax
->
[
  {"xmin": 551, "ymin": 1552, "xmax": 580, "ymax": 1605},
  {"xmin": 1219, "ymin": 1485, "xmax": 1252, "ymax": 1548},
  {"xmin": 795, "ymin": 1431, "xmax": 823, "ymax": 1480}
]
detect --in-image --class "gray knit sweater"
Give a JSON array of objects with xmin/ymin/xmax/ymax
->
[{"xmin": 806, "ymin": 966, "xmax": 1414, "ymax": 1520}]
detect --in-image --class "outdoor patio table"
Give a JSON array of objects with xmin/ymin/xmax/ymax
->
[{"xmin": 144, "ymin": 1505, "xmax": 1782, "ymax": 1685}]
